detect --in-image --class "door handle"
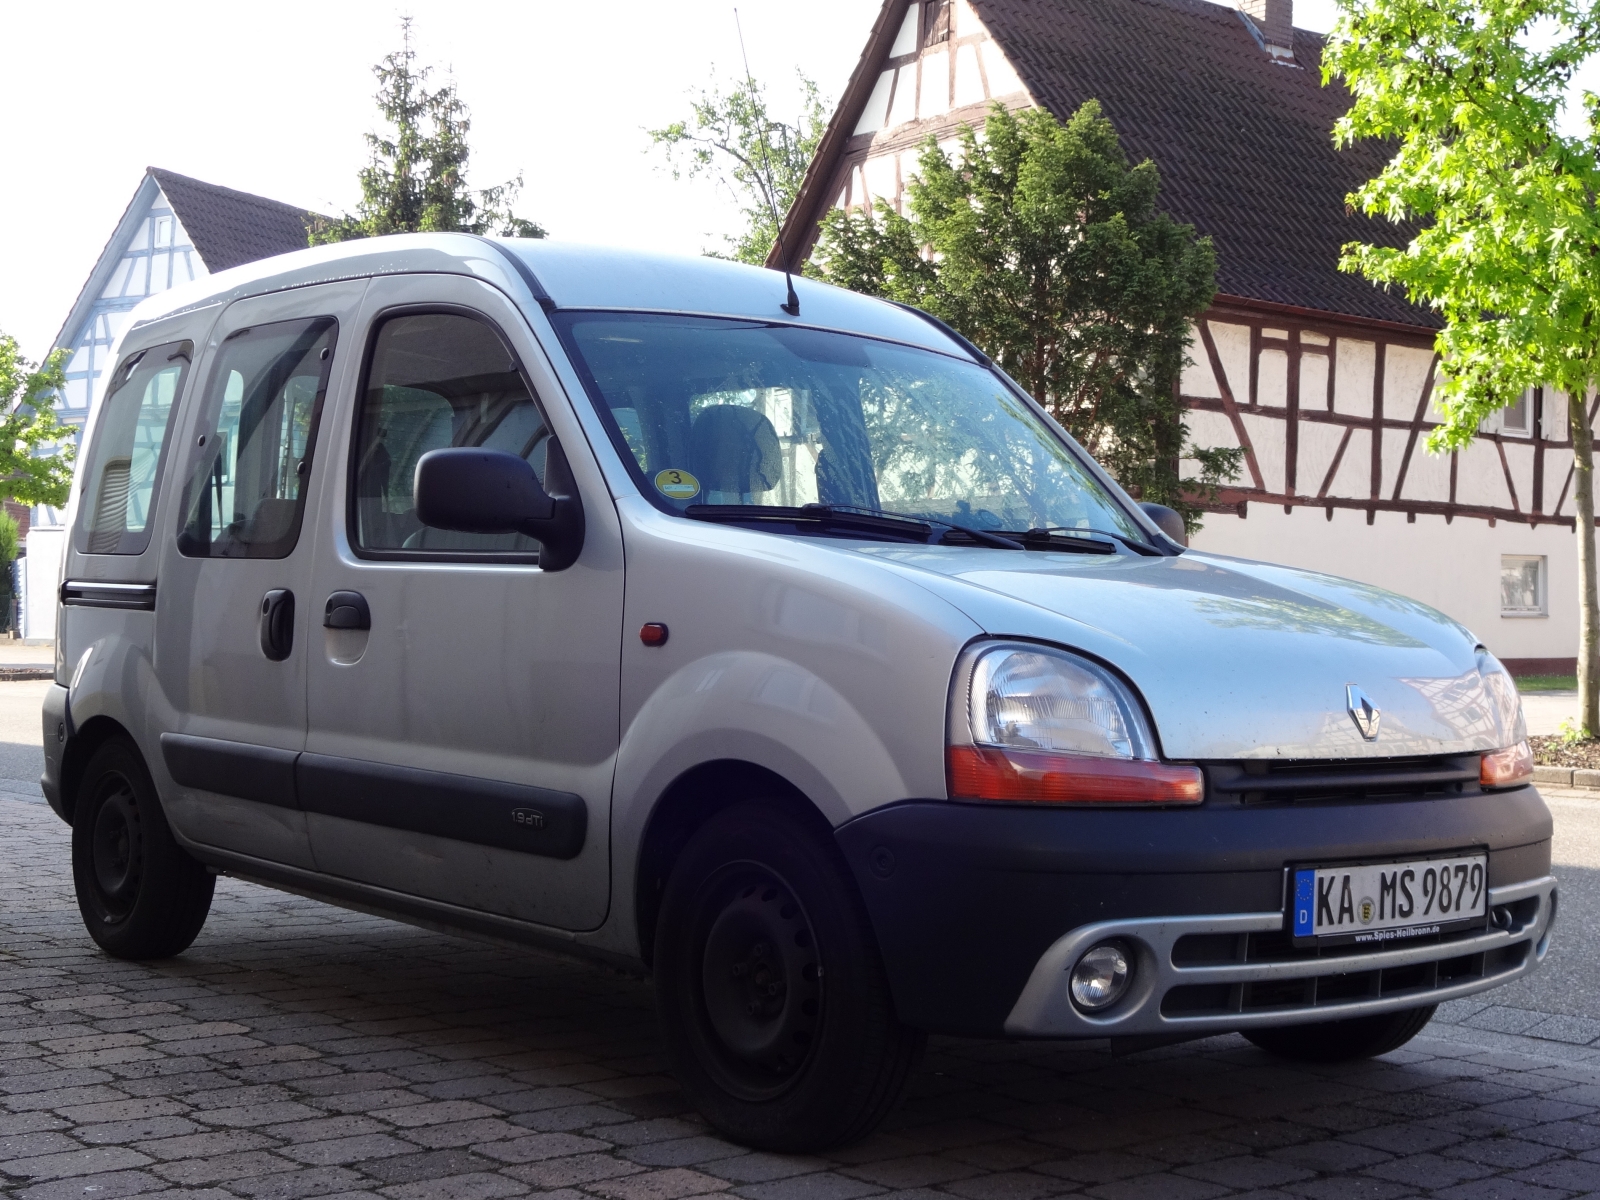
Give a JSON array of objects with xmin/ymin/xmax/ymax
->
[
  {"xmin": 323, "ymin": 590, "xmax": 371, "ymax": 631},
  {"xmin": 259, "ymin": 589, "xmax": 295, "ymax": 661}
]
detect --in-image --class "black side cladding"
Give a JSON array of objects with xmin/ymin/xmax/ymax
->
[
  {"xmin": 160, "ymin": 733, "xmax": 299, "ymax": 809},
  {"xmin": 157, "ymin": 733, "xmax": 587, "ymax": 859},
  {"xmin": 297, "ymin": 754, "xmax": 587, "ymax": 860}
]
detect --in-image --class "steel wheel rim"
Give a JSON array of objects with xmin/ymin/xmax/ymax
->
[
  {"xmin": 89, "ymin": 779, "xmax": 141, "ymax": 921},
  {"xmin": 693, "ymin": 862, "xmax": 823, "ymax": 1101}
]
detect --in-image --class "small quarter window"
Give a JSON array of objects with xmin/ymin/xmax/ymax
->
[
  {"xmin": 74, "ymin": 340, "xmax": 191, "ymax": 555},
  {"xmin": 1501, "ymin": 554, "xmax": 1546, "ymax": 616},
  {"xmin": 177, "ymin": 318, "xmax": 335, "ymax": 558},
  {"xmin": 353, "ymin": 311, "xmax": 548, "ymax": 557}
]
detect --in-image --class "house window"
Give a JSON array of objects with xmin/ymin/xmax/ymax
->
[
  {"xmin": 1501, "ymin": 555, "xmax": 1547, "ymax": 616},
  {"xmin": 1501, "ymin": 389, "xmax": 1531, "ymax": 435}
]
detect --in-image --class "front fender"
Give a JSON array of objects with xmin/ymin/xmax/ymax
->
[
  {"xmin": 614, "ymin": 650, "xmax": 912, "ymax": 829},
  {"xmin": 605, "ymin": 650, "xmax": 924, "ymax": 963}
]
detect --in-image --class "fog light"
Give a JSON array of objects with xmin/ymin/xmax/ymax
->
[{"xmin": 1070, "ymin": 942, "xmax": 1132, "ymax": 1011}]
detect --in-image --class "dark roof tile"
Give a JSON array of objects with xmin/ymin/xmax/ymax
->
[
  {"xmin": 971, "ymin": 0, "xmax": 1435, "ymax": 327},
  {"xmin": 149, "ymin": 167, "xmax": 320, "ymax": 273}
]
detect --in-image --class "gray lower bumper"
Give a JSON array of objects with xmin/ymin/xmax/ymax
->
[{"xmin": 1004, "ymin": 874, "xmax": 1557, "ymax": 1036}]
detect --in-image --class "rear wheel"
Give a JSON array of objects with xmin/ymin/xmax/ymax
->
[
  {"xmin": 71, "ymin": 738, "xmax": 214, "ymax": 959},
  {"xmin": 1245, "ymin": 1004, "xmax": 1436, "ymax": 1063},
  {"xmin": 653, "ymin": 802, "xmax": 924, "ymax": 1151}
]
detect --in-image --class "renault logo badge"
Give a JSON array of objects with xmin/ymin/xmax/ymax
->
[{"xmin": 1347, "ymin": 684, "xmax": 1381, "ymax": 741}]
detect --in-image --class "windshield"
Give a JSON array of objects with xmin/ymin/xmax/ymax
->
[{"xmin": 552, "ymin": 313, "xmax": 1143, "ymax": 540}]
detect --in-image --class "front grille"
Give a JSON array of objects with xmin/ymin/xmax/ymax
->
[
  {"xmin": 1171, "ymin": 894, "xmax": 1541, "ymax": 967},
  {"xmin": 1162, "ymin": 891, "xmax": 1545, "ymax": 1019},
  {"xmin": 1161, "ymin": 944, "xmax": 1529, "ymax": 1017},
  {"xmin": 1204, "ymin": 754, "xmax": 1480, "ymax": 805}
]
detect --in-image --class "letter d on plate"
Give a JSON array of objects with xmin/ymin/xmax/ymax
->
[{"xmin": 1293, "ymin": 869, "xmax": 1315, "ymax": 937}]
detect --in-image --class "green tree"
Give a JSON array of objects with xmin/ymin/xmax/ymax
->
[
  {"xmin": 311, "ymin": 20, "xmax": 545, "ymax": 244},
  {"xmin": 648, "ymin": 71, "xmax": 829, "ymax": 264},
  {"xmin": 811, "ymin": 101, "xmax": 1237, "ymax": 529},
  {"xmin": 1324, "ymin": 0, "xmax": 1600, "ymax": 734},
  {"xmin": 0, "ymin": 335, "xmax": 77, "ymax": 508}
]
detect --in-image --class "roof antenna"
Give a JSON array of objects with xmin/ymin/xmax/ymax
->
[{"xmin": 735, "ymin": 8, "xmax": 801, "ymax": 317}]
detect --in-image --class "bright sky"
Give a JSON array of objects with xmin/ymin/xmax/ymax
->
[{"xmin": 1, "ymin": 0, "xmax": 1341, "ymax": 365}]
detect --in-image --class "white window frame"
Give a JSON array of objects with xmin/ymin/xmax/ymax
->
[
  {"xmin": 1501, "ymin": 554, "xmax": 1548, "ymax": 617},
  {"xmin": 1499, "ymin": 389, "xmax": 1533, "ymax": 437}
]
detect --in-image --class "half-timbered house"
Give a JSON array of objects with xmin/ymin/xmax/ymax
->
[
  {"xmin": 23, "ymin": 169, "xmax": 316, "ymax": 638},
  {"xmin": 774, "ymin": 0, "xmax": 1581, "ymax": 674}
]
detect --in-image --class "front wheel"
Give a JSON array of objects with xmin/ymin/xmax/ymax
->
[
  {"xmin": 653, "ymin": 802, "xmax": 924, "ymax": 1151},
  {"xmin": 1244, "ymin": 1004, "xmax": 1436, "ymax": 1063},
  {"xmin": 71, "ymin": 737, "xmax": 214, "ymax": 959}
]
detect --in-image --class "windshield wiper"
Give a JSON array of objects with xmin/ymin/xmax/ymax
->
[
  {"xmin": 1015, "ymin": 526, "xmax": 1159, "ymax": 555},
  {"xmin": 819, "ymin": 504, "xmax": 1025, "ymax": 550},
  {"xmin": 685, "ymin": 504, "xmax": 932, "ymax": 543},
  {"xmin": 682, "ymin": 503, "xmax": 1025, "ymax": 549}
]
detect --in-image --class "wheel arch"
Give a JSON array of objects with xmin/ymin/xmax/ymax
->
[
  {"xmin": 633, "ymin": 758, "xmax": 836, "ymax": 970},
  {"xmin": 58, "ymin": 715, "xmax": 139, "ymax": 825}
]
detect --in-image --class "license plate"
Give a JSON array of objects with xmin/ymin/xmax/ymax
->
[{"xmin": 1291, "ymin": 854, "xmax": 1488, "ymax": 945}]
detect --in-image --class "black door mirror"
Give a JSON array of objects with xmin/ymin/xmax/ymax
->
[
  {"xmin": 413, "ymin": 443, "xmax": 586, "ymax": 570},
  {"xmin": 1139, "ymin": 502, "xmax": 1187, "ymax": 547}
]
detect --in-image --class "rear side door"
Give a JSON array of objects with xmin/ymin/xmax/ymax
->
[
  {"xmin": 301, "ymin": 273, "xmax": 623, "ymax": 931},
  {"xmin": 152, "ymin": 280, "xmax": 367, "ymax": 868},
  {"xmin": 58, "ymin": 311, "xmax": 210, "ymax": 792}
]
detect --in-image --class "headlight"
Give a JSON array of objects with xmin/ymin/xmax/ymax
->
[{"xmin": 948, "ymin": 643, "xmax": 1202, "ymax": 804}]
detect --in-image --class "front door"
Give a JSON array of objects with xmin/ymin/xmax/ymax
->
[
  {"xmin": 154, "ymin": 280, "xmax": 368, "ymax": 868},
  {"xmin": 302, "ymin": 274, "xmax": 623, "ymax": 931}
]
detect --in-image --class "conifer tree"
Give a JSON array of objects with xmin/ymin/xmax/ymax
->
[
  {"xmin": 312, "ymin": 20, "xmax": 545, "ymax": 244},
  {"xmin": 812, "ymin": 101, "xmax": 1237, "ymax": 529}
]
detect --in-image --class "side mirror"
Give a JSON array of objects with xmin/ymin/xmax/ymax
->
[
  {"xmin": 414, "ymin": 443, "xmax": 586, "ymax": 570},
  {"xmin": 1139, "ymin": 502, "xmax": 1187, "ymax": 547}
]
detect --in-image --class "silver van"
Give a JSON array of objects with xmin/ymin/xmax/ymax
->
[{"xmin": 44, "ymin": 234, "xmax": 1554, "ymax": 1150}]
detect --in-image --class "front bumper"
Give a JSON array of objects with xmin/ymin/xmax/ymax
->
[
  {"xmin": 1003, "ymin": 874, "xmax": 1554, "ymax": 1036},
  {"xmin": 834, "ymin": 787, "xmax": 1553, "ymax": 1037}
]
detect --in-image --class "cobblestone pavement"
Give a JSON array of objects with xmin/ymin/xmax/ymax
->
[{"xmin": 4, "ymin": 800, "xmax": 1600, "ymax": 1200}]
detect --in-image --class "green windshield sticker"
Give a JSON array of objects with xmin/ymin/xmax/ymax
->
[{"xmin": 655, "ymin": 469, "xmax": 700, "ymax": 500}]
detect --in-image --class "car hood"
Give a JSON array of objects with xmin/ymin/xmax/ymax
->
[{"xmin": 856, "ymin": 545, "xmax": 1523, "ymax": 761}]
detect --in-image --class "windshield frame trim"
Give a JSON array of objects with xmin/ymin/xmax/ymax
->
[{"xmin": 550, "ymin": 307, "xmax": 983, "ymax": 365}]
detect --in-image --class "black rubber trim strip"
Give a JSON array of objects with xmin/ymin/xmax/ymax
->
[
  {"xmin": 60, "ymin": 580, "xmax": 157, "ymax": 611},
  {"xmin": 470, "ymin": 235, "xmax": 558, "ymax": 313},
  {"xmin": 297, "ymin": 753, "xmax": 587, "ymax": 860},
  {"xmin": 159, "ymin": 733, "xmax": 299, "ymax": 809},
  {"xmin": 889, "ymin": 301, "xmax": 990, "ymax": 365},
  {"xmin": 1206, "ymin": 757, "xmax": 1482, "ymax": 796}
]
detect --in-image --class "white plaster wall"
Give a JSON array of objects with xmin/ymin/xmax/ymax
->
[
  {"xmin": 1190, "ymin": 506, "xmax": 1578, "ymax": 659},
  {"xmin": 23, "ymin": 528, "xmax": 64, "ymax": 643}
]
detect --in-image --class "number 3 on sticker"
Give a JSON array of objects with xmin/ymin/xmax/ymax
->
[{"xmin": 655, "ymin": 469, "xmax": 700, "ymax": 500}]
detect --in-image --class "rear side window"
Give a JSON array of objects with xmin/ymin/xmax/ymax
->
[
  {"xmin": 352, "ymin": 311, "xmax": 548, "ymax": 557},
  {"xmin": 177, "ymin": 318, "xmax": 336, "ymax": 559},
  {"xmin": 74, "ymin": 341, "xmax": 191, "ymax": 555}
]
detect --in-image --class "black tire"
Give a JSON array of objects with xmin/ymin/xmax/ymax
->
[
  {"xmin": 71, "ymin": 737, "xmax": 214, "ymax": 959},
  {"xmin": 654, "ymin": 802, "xmax": 924, "ymax": 1151},
  {"xmin": 1245, "ymin": 1004, "xmax": 1436, "ymax": 1063}
]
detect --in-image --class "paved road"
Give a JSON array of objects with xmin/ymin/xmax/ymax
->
[{"xmin": 4, "ymin": 682, "xmax": 1600, "ymax": 1199}]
